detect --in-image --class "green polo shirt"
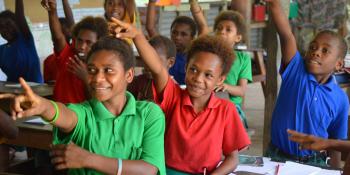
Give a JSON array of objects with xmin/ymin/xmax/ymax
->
[
  {"xmin": 53, "ymin": 92, "xmax": 166, "ymax": 175},
  {"xmin": 224, "ymin": 51, "xmax": 253, "ymax": 105}
]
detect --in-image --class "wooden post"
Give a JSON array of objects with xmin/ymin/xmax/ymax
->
[{"xmin": 262, "ymin": 0, "xmax": 289, "ymax": 153}]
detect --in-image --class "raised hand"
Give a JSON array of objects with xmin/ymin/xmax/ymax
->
[
  {"xmin": 67, "ymin": 55, "xmax": 88, "ymax": 82},
  {"xmin": 287, "ymin": 129, "xmax": 329, "ymax": 151},
  {"xmin": 41, "ymin": 0, "xmax": 57, "ymax": 11},
  {"xmin": 215, "ymin": 83, "xmax": 228, "ymax": 92},
  {"xmin": 51, "ymin": 142, "xmax": 91, "ymax": 170},
  {"xmin": 0, "ymin": 78, "xmax": 46, "ymax": 119},
  {"xmin": 110, "ymin": 17, "xmax": 140, "ymax": 39}
]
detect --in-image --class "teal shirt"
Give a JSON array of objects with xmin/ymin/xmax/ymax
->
[
  {"xmin": 53, "ymin": 92, "xmax": 166, "ymax": 175},
  {"xmin": 224, "ymin": 51, "xmax": 253, "ymax": 105}
]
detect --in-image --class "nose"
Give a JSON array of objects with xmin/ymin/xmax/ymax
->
[
  {"xmin": 78, "ymin": 42, "xmax": 88, "ymax": 52},
  {"xmin": 311, "ymin": 49, "xmax": 321, "ymax": 57},
  {"xmin": 193, "ymin": 72, "xmax": 204, "ymax": 83},
  {"xmin": 93, "ymin": 71, "xmax": 105, "ymax": 83}
]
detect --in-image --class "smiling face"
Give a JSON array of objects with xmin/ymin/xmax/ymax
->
[
  {"xmin": 304, "ymin": 33, "xmax": 343, "ymax": 82},
  {"xmin": 74, "ymin": 29, "xmax": 98, "ymax": 62},
  {"xmin": 87, "ymin": 50, "xmax": 134, "ymax": 103},
  {"xmin": 185, "ymin": 51, "xmax": 225, "ymax": 100},
  {"xmin": 215, "ymin": 20, "xmax": 242, "ymax": 47},
  {"xmin": 104, "ymin": 0, "xmax": 126, "ymax": 21}
]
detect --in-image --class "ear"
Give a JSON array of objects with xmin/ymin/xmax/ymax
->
[
  {"xmin": 335, "ymin": 59, "xmax": 344, "ymax": 71},
  {"xmin": 216, "ymin": 75, "xmax": 226, "ymax": 86},
  {"xmin": 167, "ymin": 57, "xmax": 175, "ymax": 69},
  {"xmin": 125, "ymin": 68, "xmax": 135, "ymax": 83},
  {"xmin": 234, "ymin": 34, "xmax": 242, "ymax": 43}
]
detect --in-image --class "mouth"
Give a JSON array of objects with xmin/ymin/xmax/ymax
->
[
  {"xmin": 111, "ymin": 12, "xmax": 121, "ymax": 20},
  {"xmin": 92, "ymin": 87, "xmax": 111, "ymax": 92},
  {"xmin": 187, "ymin": 84, "xmax": 204, "ymax": 92},
  {"xmin": 307, "ymin": 59, "xmax": 321, "ymax": 65}
]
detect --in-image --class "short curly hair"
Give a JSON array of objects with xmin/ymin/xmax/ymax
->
[
  {"xmin": 87, "ymin": 36, "xmax": 135, "ymax": 71},
  {"xmin": 171, "ymin": 16, "xmax": 197, "ymax": 37},
  {"xmin": 186, "ymin": 35, "xmax": 235, "ymax": 75},
  {"xmin": 149, "ymin": 35, "xmax": 176, "ymax": 59},
  {"xmin": 214, "ymin": 10, "xmax": 247, "ymax": 43},
  {"xmin": 72, "ymin": 16, "xmax": 108, "ymax": 40}
]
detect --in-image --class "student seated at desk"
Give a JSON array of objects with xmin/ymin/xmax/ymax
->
[
  {"xmin": 0, "ymin": 37, "xmax": 166, "ymax": 175},
  {"xmin": 111, "ymin": 18, "xmax": 250, "ymax": 175},
  {"xmin": 128, "ymin": 35, "xmax": 175, "ymax": 101},
  {"xmin": 265, "ymin": 0, "xmax": 349, "ymax": 168},
  {"xmin": 0, "ymin": 0, "xmax": 43, "ymax": 83},
  {"xmin": 288, "ymin": 129, "xmax": 350, "ymax": 175}
]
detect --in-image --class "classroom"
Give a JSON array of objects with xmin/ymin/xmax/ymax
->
[{"xmin": 0, "ymin": 0, "xmax": 349, "ymax": 174}]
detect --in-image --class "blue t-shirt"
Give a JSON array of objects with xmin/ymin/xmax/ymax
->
[
  {"xmin": 169, "ymin": 52, "xmax": 186, "ymax": 85},
  {"xmin": 0, "ymin": 33, "xmax": 43, "ymax": 83},
  {"xmin": 271, "ymin": 51, "xmax": 349, "ymax": 157}
]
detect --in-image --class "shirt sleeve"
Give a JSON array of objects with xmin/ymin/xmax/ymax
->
[
  {"xmin": 152, "ymin": 76, "xmax": 180, "ymax": 115},
  {"xmin": 141, "ymin": 103, "xmax": 166, "ymax": 175},
  {"xmin": 328, "ymin": 93, "xmax": 349, "ymax": 139},
  {"xmin": 222, "ymin": 103, "xmax": 251, "ymax": 155},
  {"xmin": 238, "ymin": 52, "xmax": 253, "ymax": 82},
  {"xmin": 280, "ymin": 51, "xmax": 305, "ymax": 81},
  {"xmin": 52, "ymin": 102, "xmax": 89, "ymax": 145}
]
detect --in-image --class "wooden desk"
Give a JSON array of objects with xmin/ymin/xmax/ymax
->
[{"xmin": 0, "ymin": 81, "xmax": 53, "ymax": 97}]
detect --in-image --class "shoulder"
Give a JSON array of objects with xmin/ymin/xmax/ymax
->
[
  {"xmin": 136, "ymin": 101, "xmax": 164, "ymax": 118},
  {"xmin": 67, "ymin": 100, "xmax": 93, "ymax": 114}
]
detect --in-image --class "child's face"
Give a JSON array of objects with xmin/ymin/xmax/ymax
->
[
  {"xmin": 215, "ymin": 20, "xmax": 242, "ymax": 47},
  {"xmin": 104, "ymin": 0, "xmax": 126, "ymax": 21},
  {"xmin": 171, "ymin": 23, "xmax": 193, "ymax": 53},
  {"xmin": 304, "ymin": 33, "xmax": 343, "ymax": 77},
  {"xmin": 0, "ymin": 18, "xmax": 18, "ymax": 42},
  {"xmin": 74, "ymin": 29, "xmax": 98, "ymax": 62},
  {"xmin": 87, "ymin": 50, "xmax": 134, "ymax": 102},
  {"xmin": 185, "ymin": 51, "xmax": 225, "ymax": 99}
]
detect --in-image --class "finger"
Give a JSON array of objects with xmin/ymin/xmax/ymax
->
[
  {"xmin": 110, "ymin": 17, "xmax": 129, "ymax": 28},
  {"xmin": 0, "ymin": 93, "xmax": 16, "ymax": 99},
  {"xmin": 12, "ymin": 95, "xmax": 26, "ymax": 113},
  {"xmin": 19, "ymin": 78, "xmax": 35, "ymax": 98},
  {"xmin": 54, "ymin": 162, "xmax": 68, "ymax": 170},
  {"xmin": 51, "ymin": 156, "xmax": 66, "ymax": 164}
]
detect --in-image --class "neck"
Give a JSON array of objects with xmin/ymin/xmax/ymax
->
[
  {"xmin": 314, "ymin": 73, "xmax": 332, "ymax": 84},
  {"xmin": 190, "ymin": 93, "xmax": 211, "ymax": 113},
  {"xmin": 103, "ymin": 94, "xmax": 127, "ymax": 116}
]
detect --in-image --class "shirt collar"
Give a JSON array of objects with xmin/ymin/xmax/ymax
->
[
  {"xmin": 307, "ymin": 73, "xmax": 337, "ymax": 91},
  {"xmin": 92, "ymin": 91, "xmax": 136, "ymax": 121},
  {"xmin": 183, "ymin": 90, "xmax": 221, "ymax": 109}
]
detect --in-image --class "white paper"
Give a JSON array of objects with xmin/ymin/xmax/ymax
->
[
  {"xmin": 278, "ymin": 161, "xmax": 322, "ymax": 175},
  {"xmin": 24, "ymin": 117, "xmax": 46, "ymax": 125},
  {"xmin": 233, "ymin": 157, "xmax": 280, "ymax": 175}
]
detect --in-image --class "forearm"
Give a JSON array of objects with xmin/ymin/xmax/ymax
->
[
  {"xmin": 48, "ymin": 10, "xmax": 67, "ymax": 53},
  {"xmin": 225, "ymin": 84, "xmax": 246, "ymax": 98},
  {"xmin": 329, "ymin": 150, "xmax": 342, "ymax": 168},
  {"xmin": 62, "ymin": 0, "xmax": 75, "ymax": 27},
  {"xmin": 0, "ymin": 110, "xmax": 18, "ymax": 139},
  {"xmin": 87, "ymin": 154, "xmax": 157, "ymax": 175},
  {"xmin": 190, "ymin": 0, "xmax": 210, "ymax": 36},
  {"xmin": 230, "ymin": 0, "xmax": 248, "ymax": 19},
  {"xmin": 15, "ymin": 0, "xmax": 30, "ymax": 35},
  {"xmin": 146, "ymin": 1, "xmax": 159, "ymax": 38},
  {"xmin": 328, "ymin": 139, "xmax": 350, "ymax": 153},
  {"xmin": 212, "ymin": 151, "xmax": 238, "ymax": 175}
]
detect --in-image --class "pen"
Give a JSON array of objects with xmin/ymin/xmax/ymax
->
[{"xmin": 275, "ymin": 164, "xmax": 280, "ymax": 175}]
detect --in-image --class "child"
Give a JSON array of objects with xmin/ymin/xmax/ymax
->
[
  {"xmin": 190, "ymin": 0, "xmax": 252, "ymax": 128},
  {"xmin": 44, "ymin": 0, "xmax": 75, "ymax": 83},
  {"xmin": 41, "ymin": 0, "xmax": 108, "ymax": 103},
  {"xmin": 266, "ymin": 0, "xmax": 349, "ymax": 168},
  {"xmin": 288, "ymin": 129, "xmax": 350, "ymax": 174},
  {"xmin": 0, "ymin": 0, "xmax": 43, "ymax": 83},
  {"xmin": 112, "ymin": 18, "xmax": 250, "ymax": 174},
  {"xmin": 0, "ymin": 37, "xmax": 166, "ymax": 175},
  {"xmin": 147, "ymin": 0, "xmax": 198, "ymax": 85},
  {"xmin": 128, "ymin": 35, "xmax": 176, "ymax": 101}
]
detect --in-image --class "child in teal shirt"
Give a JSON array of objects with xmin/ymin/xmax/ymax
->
[{"xmin": 0, "ymin": 37, "xmax": 166, "ymax": 175}]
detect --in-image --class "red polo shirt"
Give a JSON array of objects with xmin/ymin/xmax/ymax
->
[
  {"xmin": 43, "ymin": 53, "xmax": 58, "ymax": 83},
  {"xmin": 153, "ymin": 77, "xmax": 250, "ymax": 174},
  {"xmin": 53, "ymin": 43, "xmax": 87, "ymax": 103}
]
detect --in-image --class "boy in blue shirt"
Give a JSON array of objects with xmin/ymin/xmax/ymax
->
[
  {"xmin": 0, "ymin": 0, "xmax": 43, "ymax": 83},
  {"xmin": 266, "ymin": 0, "xmax": 349, "ymax": 168}
]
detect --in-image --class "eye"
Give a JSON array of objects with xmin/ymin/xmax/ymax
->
[
  {"xmin": 87, "ymin": 67, "xmax": 97, "ymax": 74},
  {"xmin": 322, "ymin": 48, "xmax": 330, "ymax": 54},
  {"xmin": 189, "ymin": 67, "xmax": 197, "ymax": 73},
  {"xmin": 104, "ymin": 67, "xmax": 114, "ymax": 73},
  {"xmin": 205, "ymin": 73, "xmax": 214, "ymax": 79},
  {"xmin": 309, "ymin": 44, "xmax": 317, "ymax": 51}
]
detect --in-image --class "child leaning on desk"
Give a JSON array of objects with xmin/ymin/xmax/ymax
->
[
  {"xmin": 0, "ymin": 37, "xmax": 166, "ymax": 175},
  {"xmin": 109, "ymin": 18, "xmax": 251, "ymax": 175},
  {"xmin": 265, "ymin": 0, "xmax": 349, "ymax": 168}
]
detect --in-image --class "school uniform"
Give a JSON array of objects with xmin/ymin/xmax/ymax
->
[
  {"xmin": 169, "ymin": 52, "xmax": 186, "ymax": 85},
  {"xmin": 153, "ymin": 77, "xmax": 250, "ymax": 174},
  {"xmin": 53, "ymin": 92, "xmax": 166, "ymax": 175},
  {"xmin": 53, "ymin": 42, "xmax": 86, "ymax": 103},
  {"xmin": 269, "ymin": 51, "xmax": 349, "ymax": 165},
  {"xmin": 0, "ymin": 33, "xmax": 43, "ymax": 83}
]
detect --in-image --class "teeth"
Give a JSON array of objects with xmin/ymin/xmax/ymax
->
[
  {"xmin": 95, "ymin": 87, "xmax": 108, "ymax": 90},
  {"xmin": 78, "ymin": 53, "xmax": 85, "ymax": 57}
]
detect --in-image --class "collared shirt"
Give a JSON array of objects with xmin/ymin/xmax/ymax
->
[
  {"xmin": 271, "ymin": 51, "xmax": 349, "ymax": 157},
  {"xmin": 53, "ymin": 92, "xmax": 166, "ymax": 175},
  {"xmin": 224, "ymin": 50, "xmax": 253, "ymax": 105},
  {"xmin": 0, "ymin": 33, "xmax": 43, "ymax": 83},
  {"xmin": 153, "ymin": 77, "xmax": 250, "ymax": 174},
  {"xmin": 53, "ymin": 43, "xmax": 87, "ymax": 103},
  {"xmin": 43, "ymin": 53, "xmax": 58, "ymax": 83},
  {"xmin": 169, "ymin": 52, "xmax": 186, "ymax": 85}
]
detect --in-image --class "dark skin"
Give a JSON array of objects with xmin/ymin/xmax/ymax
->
[
  {"xmin": 266, "ymin": 0, "xmax": 343, "ymax": 168},
  {"xmin": 61, "ymin": 0, "xmax": 75, "ymax": 41},
  {"xmin": 0, "ymin": 109, "xmax": 18, "ymax": 140},
  {"xmin": 111, "ymin": 17, "xmax": 238, "ymax": 175},
  {"xmin": 0, "ymin": 0, "xmax": 30, "ymax": 43},
  {"xmin": 0, "ymin": 49, "xmax": 158, "ymax": 174}
]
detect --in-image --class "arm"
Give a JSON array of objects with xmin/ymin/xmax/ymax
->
[
  {"xmin": 190, "ymin": 0, "xmax": 211, "ymax": 36},
  {"xmin": 15, "ymin": 0, "xmax": 31, "ymax": 38},
  {"xmin": 216, "ymin": 79, "xmax": 248, "ymax": 98},
  {"xmin": 146, "ymin": 0, "xmax": 159, "ymax": 38},
  {"xmin": 329, "ymin": 150, "xmax": 342, "ymax": 168},
  {"xmin": 0, "ymin": 78, "xmax": 77, "ymax": 133},
  {"xmin": 62, "ymin": 0, "xmax": 75, "ymax": 28},
  {"xmin": 265, "ymin": 0, "xmax": 297, "ymax": 68},
  {"xmin": 0, "ymin": 109, "xmax": 18, "ymax": 139},
  {"xmin": 230, "ymin": 0, "xmax": 248, "ymax": 19},
  {"xmin": 42, "ymin": 0, "xmax": 67, "ymax": 53},
  {"xmin": 112, "ymin": 18, "xmax": 169, "ymax": 94},
  {"xmin": 212, "ymin": 150, "xmax": 238, "ymax": 175}
]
